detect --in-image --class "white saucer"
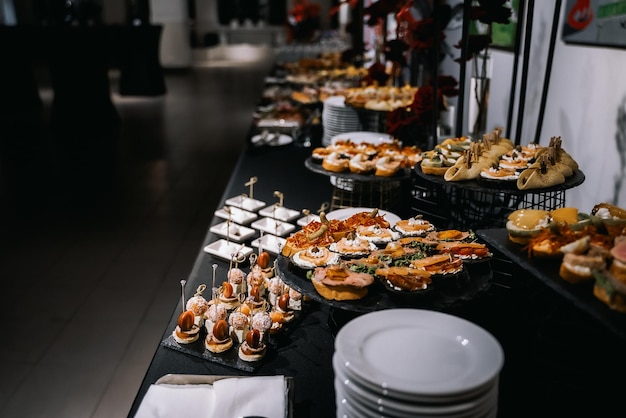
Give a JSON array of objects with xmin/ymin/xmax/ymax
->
[
  {"xmin": 325, "ymin": 207, "xmax": 401, "ymax": 226},
  {"xmin": 335, "ymin": 309, "xmax": 504, "ymax": 399}
]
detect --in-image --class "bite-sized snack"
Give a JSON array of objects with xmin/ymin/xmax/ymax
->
[
  {"xmin": 247, "ymin": 285, "xmax": 268, "ymax": 313},
  {"xmin": 394, "ymin": 215, "xmax": 436, "ymax": 237},
  {"xmin": 251, "ymin": 311, "xmax": 273, "ymax": 339},
  {"xmin": 498, "ymin": 158, "xmax": 531, "ymax": 171},
  {"xmin": 267, "ymin": 277, "xmax": 285, "ymax": 306},
  {"xmin": 435, "ymin": 242, "xmax": 493, "ymax": 261},
  {"xmin": 559, "ymin": 252, "xmax": 606, "ymax": 284},
  {"xmin": 343, "ymin": 208, "xmax": 391, "ymax": 230},
  {"xmin": 410, "ymin": 253, "xmax": 464, "ymax": 275},
  {"xmin": 444, "ymin": 144, "xmax": 497, "ymax": 182},
  {"xmin": 227, "ymin": 267, "xmax": 246, "ymax": 295},
  {"xmin": 535, "ymin": 136, "xmax": 579, "ymax": 171},
  {"xmin": 322, "ymin": 151, "xmax": 349, "ymax": 173},
  {"xmin": 517, "ymin": 153, "xmax": 566, "ymax": 190},
  {"xmin": 256, "ymin": 251, "xmax": 275, "ymax": 279},
  {"xmin": 282, "ymin": 223, "xmax": 334, "ymax": 257},
  {"xmin": 479, "ymin": 165, "xmax": 520, "ymax": 184},
  {"xmin": 218, "ymin": 281, "xmax": 240, "ymax": 310},
  {"xmin": 275, "ymin": 293, "xmax": 295, "ymax": 322},
  {"xmin": 172, "ymin": 310, "xmax": 201, "ymax": 344},
  {"xmin": 399, "ymin": 145, "xmax": 423, "ymax": 168},
  {"xmin": 291, "ymin": 246, "xmax": 340, "ymax": 269},
  {"xmin": 527, "ymin": 147, "xmax": 574, "ymax": 177},
  {"xmin": 375, "ymin": 266, "xmax": 432, "ymax": 292},
  {"xmin": 311, "ymin": 146, "xmax": 331, "ymax": 162},
  {"xmin": 311, "ymin": 264, "xmax": 374, "ymax": 301},
  {"xmin": 349, "ymin": 153, "xmax": 376, "ymax": 174},
  {"xmin": 329, "ymin": 233, "xmax": 378, "ymax": 257},
  {"xmin": 204, "ymin": 303, "xmax": 228, "ymax": 334},
  {"xmin": 591, "ymin": 202, "xmax": 626, "ymax": 237},
  {"xmin": 427, "ymin": 229, "xmax": 471, "ymax": 242},
  {"xmin": 205, "ymin": 319, "xmax": 233, "ymax": 353},
  {"xmin": 506, "ymin": 209, "xmax": 551, "ymax": 245},
  {"xmin": 593, "ymin": 237, "xmax": 626, "ymax": 312},
  {"xmin": 356, "ymin": 224, "xmax": 401, "ymax": 246},
  {"xmin": 185, "ymin": 285, "xmax": 209, "ymax": 325},
  {"xmin": 420, "ymin": 147, "xmax": 459, "ymax": 176},
  {"xmin": 374, "ymin": 155, "xmax": 401, "ymax": 177},
  {"xmin": 247, "ymin": 266, "xmax": 267, "ymax": 298},
  {"xmin": 318, "ymin": 212, "xmax": 352, "ymax": 241},
  {"xmin": 228, "ymin": 311, "xmax": 250, "ymax": 344},
  {"xmin": 499, "ymin": 144, "xmax": 538, "ymax": 170},
  {"xmin": 288, "ymin": 287, "xmax": 303, "ymax": 310},
  {"xmin": 238, "ymin": 329, "xmax": 267, "ymax": 362}
]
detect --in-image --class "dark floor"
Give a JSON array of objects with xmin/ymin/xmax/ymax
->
[{"xmin": 0, "ymin": 51, "xmax": 274, "ymax": 417}]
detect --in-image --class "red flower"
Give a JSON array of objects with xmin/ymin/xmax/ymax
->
[{"xmin": 362, "ymin": 62, "xmax": 389, "ymax": 86}]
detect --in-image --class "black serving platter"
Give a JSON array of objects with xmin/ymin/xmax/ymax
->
[
  {"xmin": 275, "ymin": 254, "xmax": 492, "ymax": 313},
  {"xmin": 161, "ymin": 304, "xmax": 307, "ymax": 372}
]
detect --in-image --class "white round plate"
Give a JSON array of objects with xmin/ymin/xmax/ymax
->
[
  {"xmin": 326, "ymin": 207, "xmax": 401, "ymax": 226},
  {"xmin": 334, "ymin": 354, "xmax": 498, "ymax": 418},
  {"xmin": 324, "ymin": 95, "xmax": 347, "ymax": 107},
  {"xmin": 251, "ymin": 133, "xmax": 293, "ymax": 147},
  {"xmin": 335, "ymin": 309, "xmax": 504, "ymax": 398},
  {"xmin": 330, "ymin": 131, "xmax": 394, "ymax": 146}
]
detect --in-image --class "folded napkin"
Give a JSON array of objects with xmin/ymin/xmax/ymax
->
[
  {"xmin": 212, "ymin": 375, "xmax": 286, "ymax": 418},
  {"xmin": 134, "ymin": 384, "xmax": 215, "ymax": 418},
  {"xmin": 134, "ymin": 376, "xmax": 286, "ymax": 418}
]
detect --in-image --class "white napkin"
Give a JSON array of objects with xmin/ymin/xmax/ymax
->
[
  {"xmin": 134, "ymin": 376, "xmax": 286, "ymax": 418},
  {"xmin": 211, "ymin": 375, "xmax": 286, "ymax": 418},
  {"xmin": 134, "ymin": 384, "xmax": 215, "ymax": 418}
]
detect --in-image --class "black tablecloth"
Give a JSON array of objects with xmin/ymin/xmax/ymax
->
[{"xmin": 128, "ymin": 142, "xmax": 626, "ymax": 418}]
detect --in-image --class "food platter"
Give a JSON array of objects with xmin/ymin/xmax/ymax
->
[
  {"xmin": 305, "ymin": 157, "xmax": 411, "ymax": 182},
  {"xmin": 330, "ymin": 131, "xmax": 394, "ymax": 146},
  {"xmin": 326, "ymin": 207, "xmax": 401, "ymax": 226},
  {"xmin": 415, "ymin": 164, "xmax": 585, "ymax": 194},
  {"xmin": 275, "ymin": 255, "xmax": 492, "ymax": 313}
]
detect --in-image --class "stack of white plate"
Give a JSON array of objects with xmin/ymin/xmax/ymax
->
[
  {"xmin": 334, "ymin": 309, "xmax": 504, "ymax": 418},
  {"xmin": 322, "ymin": 96, "xmax": 362, "ymax": 146}
]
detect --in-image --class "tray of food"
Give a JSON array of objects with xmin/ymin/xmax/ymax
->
[
  {"xmin": 162, "ymin": 251, "xmax": 309, "ymax": 371},
  {"xmin": 275, "ymin": 208, "xmax": 493, "ymax": 313}
]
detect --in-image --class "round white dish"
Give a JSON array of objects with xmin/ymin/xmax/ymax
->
[
  {"xmin": 330, "ymin": 131, "xmax": 394, "ymax": 146},
  {"xmin": 251, "ymin": 133, "xmax": 293, "ymax": 147},
  {"xmin": 326, "ymin": 207, "xmax": 401, "ymax": 226},
  {"xmin": 334, "ymin": 354, "xmax": 499, "ymax": 418},
  {"xmin": 334, "ymin": 309, "xmax": 504, "ymax": 399}
]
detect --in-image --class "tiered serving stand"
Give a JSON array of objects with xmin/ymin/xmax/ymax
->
[
  {"xmin": 304, "ymin": 157, "xmax": 412, "ymax": 218},
  {"xmin": 411, "ymin": 165, "xmax": 586, "ymax": 230}
]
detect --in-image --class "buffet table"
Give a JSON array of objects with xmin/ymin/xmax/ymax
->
[
  {"xmin": 127, "ymin": 75, "xmax": 625, "ymax": 417},
  {"xmin": 127, "ymin": 143, "xmax": 339, "ymax": 418}
]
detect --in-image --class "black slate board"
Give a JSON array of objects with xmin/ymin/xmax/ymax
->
[{"xmin": 275, "ymin": 254, "xmax": 492, "ymax": 313}]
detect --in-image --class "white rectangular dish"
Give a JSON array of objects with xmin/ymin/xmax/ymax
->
[
  {"xmin": 209, "ymin": 221, "xmax": 256, "ymax": 242},
  {"xmin": 258, "ymin": 204, "xmax": 301, "ymax": 222},
  {"xmin": 251, "ymin": 234, "xmax": 286, "ymax": 255},
  {"xmin": 214, "ymin": 206, "xmax": 258, "ymax": 225},
  {"xmin": 203, "ymin": 240, "xmax": 254, "ymax": 261},
  {"xmin": 224, "ymin": 195, "xmax": 266, "ymax": 212},
  {"xmin": 297, "ymin": 214, "xmax": 320, "ymax": 226},
  {"xmin": 251, "ymin": 217, "xmax": 295, "ymax": 237}
]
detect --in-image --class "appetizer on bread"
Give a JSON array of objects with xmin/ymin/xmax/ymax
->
[
  {"xmin": 593, "ymin": 237, "xmax": 626, "ymax": 312},
  {"xmin": 311, "ymin": 264, "xmax": 374, "ymax": 301},
  {"xmin": 173, "ymin": 310, "xmax": 201, "ymax": 344}
]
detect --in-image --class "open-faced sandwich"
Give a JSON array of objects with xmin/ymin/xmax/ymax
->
[
  {"xmin": 593, "ymin": 237, "xmax": 626, "ymax": 312},
  {"xmin": 310, "ymin": 264, "xmax": 374, "ymax": 301}
]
